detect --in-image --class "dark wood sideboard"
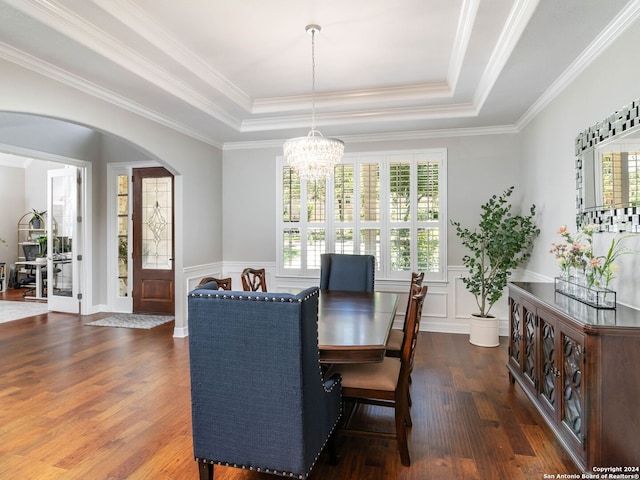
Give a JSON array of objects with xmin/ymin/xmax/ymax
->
[{"xmin": 507, "ymin": 282, "xmax": 640, "ymax": 472}]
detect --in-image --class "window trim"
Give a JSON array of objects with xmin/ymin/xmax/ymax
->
[{"xmin": 276, "ymin": 148, "xmax": 447, "ymax": 281}]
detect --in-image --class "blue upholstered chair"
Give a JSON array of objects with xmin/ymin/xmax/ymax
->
[
  {"xmin": 187, "ymin": 285, "xmax": 342, "ymax": 480},
  {"xmin": 319, "ymin": 253, "xmax": 375, "ymax": 292}
]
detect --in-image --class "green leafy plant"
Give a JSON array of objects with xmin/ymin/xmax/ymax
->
[
  {"xmin": 451, "ymin": 186, "xmax": 540, "ymax": 318},
  {"xmin": 30, "ymin": 209, "xmax": 47, "ymax": 228}
]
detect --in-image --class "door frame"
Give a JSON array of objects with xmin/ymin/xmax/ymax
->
[
  {"xmin": 132, "ymin": 166, "xmax": 175, "ymax": 314},
  {"xmin": 0, "ymin": 143, "xmax": 93, "ymax": 315},
  {"xmin": 106, "ymin": 162, "xmax": 182, "ymax": 319}
]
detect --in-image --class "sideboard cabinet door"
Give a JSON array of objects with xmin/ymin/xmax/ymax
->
[
  {"xmin": 537, "ymin": 306, "xmax": 560, "ymax": 423},
  {"xmin": 508, "ymin": 293, "xmax": 538, "ymax": 396},
  {"xmin": 558, "ymin": 322, "xmax": 586, "ymax": 464},
  {"xmin": 507, "ymin": 282, "xmax": 640, "ymax": 471}
]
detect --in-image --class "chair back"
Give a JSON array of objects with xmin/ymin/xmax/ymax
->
[
  {"xmin": 197, "ymin": 276, "xmax": 232, "ymax": 290},
  {"xmin": 187, "ymin": 284, "xmax": 341, "ymax": 477},
  {"xmin": 399, "ymin": 284, "xmax": 428, "ymax": 385},
  {"xmin": 241, "ymin": 267, "xmax": 267, "ymax": 291},
  {"xmin": 403, "ymin": 272, "xmax": 424, "ymax": 321},
  {"xmin": 319, "ymin": 253, "xmax": 375, "ymax": 292}
]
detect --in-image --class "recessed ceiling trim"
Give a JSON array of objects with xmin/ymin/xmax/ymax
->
[
  {"xmin": 242, "ymin": 103, "xmax": 478, "ymax": 132},
  {"xmin": 448, "ymin": 0, "xmax": 481, "ymax": 94},
  {"xmin": 252, "ymin": 83, "xmax": 452, "ymax": 114},
  {"xmin": 90, "ymin": 0, "xmax": 253, "ymax": 112},
  {"xmin": 473, "ymin": 0, "xmax": 540, "ymax": 110},
  {"xmin": 223, "ymin": 125, "xmax": 519, "ymax": 151},
  {"xmin": 5, "ymin": 0, "xmax": 241, "ymax": 130},
  {"xmin": 515, "ymin": 0, "xmax": 640, "ymax": 131}
]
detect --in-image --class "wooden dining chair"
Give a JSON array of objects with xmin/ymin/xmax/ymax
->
[
  {"xmin": 197, "ymin": 276, "xmax": 232, "ymax": 290},
  {"xmin": 385, "ymin": 272, "xmax": 425, "ymax": 358},
  {"xmin": 326, "ymin": 283, "xmax": 428, "ymax": 466},
  {"xmin": 241, "ymin": 267, "xmax": 267, "ymax": 292}
]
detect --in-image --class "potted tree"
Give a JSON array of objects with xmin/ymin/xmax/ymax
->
[{"xmin": 451, "ymin": 186, "xmax": 539, "ymax": 346}]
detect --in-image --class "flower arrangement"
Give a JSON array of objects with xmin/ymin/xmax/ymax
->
[{"xmin": 550, "ymin": 224, "xmax": 632, "ymax": 289}]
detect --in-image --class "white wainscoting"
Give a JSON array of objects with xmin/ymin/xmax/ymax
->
[
  {"xmin": 175, "ymin": 261, "xmax": 225, "ymax": 337},
  {"xmin": 180, "ymin": 262, "xmax": 547, "ymax": 338}
]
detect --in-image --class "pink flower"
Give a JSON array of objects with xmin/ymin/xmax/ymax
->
[
  {"xmin": 589, "ymin": 258, "xmax": 600, "ymax": 267},
  {"xmin": 558, "ymin": 225, "xmax": 568, "ymax": 235}
]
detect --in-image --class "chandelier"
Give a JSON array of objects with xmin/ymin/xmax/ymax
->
[{"xmin": 283, "ymin": 24, "xmax": 344, "ymax": 181}]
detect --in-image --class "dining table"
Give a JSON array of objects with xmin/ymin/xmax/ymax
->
[{"xmin": 317, "ymin": 289, "xmax": 399, "ymax": 364}]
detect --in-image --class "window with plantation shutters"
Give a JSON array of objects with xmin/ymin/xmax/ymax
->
[{"xmin": 277, "ymin": 149, "xmax": 447, "ymax": 280}]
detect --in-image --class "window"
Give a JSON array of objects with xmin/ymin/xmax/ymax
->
[{"xmin": 277, "ymin": 149, "xmax": 447, "ymax": 280}]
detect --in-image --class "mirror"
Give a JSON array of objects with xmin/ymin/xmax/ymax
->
[{"xmin": 576, "ymin": 97, "xmax": 640, "ymax": 232}]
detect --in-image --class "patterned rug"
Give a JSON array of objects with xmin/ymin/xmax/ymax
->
[
  {"xmin": 0, "ymin": 300, "xmax": 49, "ymax": 325},
  {"xmin": 86, "ymin": 313, "xmax": 174, "ymax": 329}
]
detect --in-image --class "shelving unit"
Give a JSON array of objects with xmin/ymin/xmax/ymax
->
[
  {"xmin": 17, "ymin": 212, "xmax": 47, "ymax": 260},
  {"xmin": 16, "ymin": 211, "xmax": 55, "ymax": 296}
]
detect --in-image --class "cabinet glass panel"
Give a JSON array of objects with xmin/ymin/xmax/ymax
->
[
  {"xmin": 562, "ymin": 333, "xmax": 583, "ymax": 441},
  {"xmin": 541, "ymin": 320, "xmax": 557, "ymax": 408}
]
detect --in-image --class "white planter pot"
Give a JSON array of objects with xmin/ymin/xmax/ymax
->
[{"xmin": 469, "ymin": 314, "xmax": 499, "ymax": 347}]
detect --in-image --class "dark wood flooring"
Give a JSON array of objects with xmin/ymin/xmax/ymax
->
[{"xmin": 0, "ymin": 288, "xmax": 578, "ymax": 479}]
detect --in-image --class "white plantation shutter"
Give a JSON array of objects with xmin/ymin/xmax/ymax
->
[{"xmin": 277, "ymin": 149, "xmax": 446, "ymax": 279}]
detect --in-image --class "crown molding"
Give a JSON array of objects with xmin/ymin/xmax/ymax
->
[
  {"xmin": 0, "ymin": 151, "xmax": 32, "ymax": 168},
  {"xmin": 252, "ymin": 83, "xmax": 452, "ymax": 114},
  {"xmin": 4, "ymin": 0, "xmax": 241, "ymax": 130},
  {"xmin": 448, "ymin": 0, "xmax": 480, "ymax": 94},
  {"xmin": 0, "ymin": 141, "xmax": 85, "ymax": 165},
  {"xmin": 0, "ymin": 42, "xmax": 223, "ymax": 149},
  {"xmin": 223, "ymin": 125, "xmax": 518, "ymax": 151},
  {"xmin": 241, "ymin": 103, "xmax": 478, "ymax": 132},
  {"xmin": 473, "ymin": 0, "xmax": 539, "ymax": 109},
  {"xmin": 90, "ymin": 0, "xmax": 253, "ymax": 112},
  {"xmin": 515, "ymin": 0, "xmax": 640, "ymax": 131}
]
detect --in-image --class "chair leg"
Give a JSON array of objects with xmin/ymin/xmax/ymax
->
[
  {"xmin": 327, "ymin": 431, "xmax": 339, "ymax": 465},
  {"xmin": 198, "ymin": 461, "xmax": 214, "ymax": 480},
  {"xmin": 395, "ymin": 404, "xmax": 411, "ymax": 466},
  {"xmin": 404, "ymin": 398, "xmax": 413, "ymax": 427}
]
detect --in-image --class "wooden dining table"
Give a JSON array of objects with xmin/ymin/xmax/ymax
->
[{"xmin": 317, "ymin": 290, "xmax": 399, "ymax": 364}]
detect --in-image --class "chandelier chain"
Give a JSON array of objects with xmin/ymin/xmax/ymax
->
[
  {"xmin": 282, "ymin": 23, "xmax": 344, "ymax": 181},
  {"xmin": 310, "ymin": 27, "xmax": 316, "ymax": 132}
]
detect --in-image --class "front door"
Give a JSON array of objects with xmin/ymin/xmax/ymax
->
[{"xmin": 132, "ymin": 167, "xmax": 175, "ymax": 314}]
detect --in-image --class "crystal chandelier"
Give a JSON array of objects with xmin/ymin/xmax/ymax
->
[{"xmin": 283, "ymin": 24, "xmax": 344, "ymax": 181}]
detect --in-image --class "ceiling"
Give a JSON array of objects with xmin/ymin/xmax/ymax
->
[{"xmin": 0, "ymin": 0, "xmax": 638, "ymax": 149}]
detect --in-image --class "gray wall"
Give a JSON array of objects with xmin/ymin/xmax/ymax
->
[
  {"xmin": 520, "ymin": 17, "xmax": 640, "ymax": 308},
  {"xmin": 222, "ymin": 134, "xmax": 520, "ymax": 269},
  {"xmin": 0, "ymin": 57, "xmax": 223, "ymax": 328}
]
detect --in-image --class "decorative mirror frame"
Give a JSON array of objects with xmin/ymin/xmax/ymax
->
[{"xmin": 575, "ymin": 97, "xmax": 640, "ymax": 232}]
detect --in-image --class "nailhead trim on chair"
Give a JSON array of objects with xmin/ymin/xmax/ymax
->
[
  {"xmin": 195, "ymin": 412, "xmax": 342, "ymax": 480},
  {"xmin": 190, "ymin": 289, "xmax": 320, "ymax": 303},
  {"xmin": 191, "ymin": 287, "xmax": 340, "ymax": 478}
]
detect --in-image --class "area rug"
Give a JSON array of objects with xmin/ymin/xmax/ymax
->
[
  {"xmin": 0, "ymin": 300, "xmax": 49, "ymax": 325},
  {"xmin": 86, "ymin": 313, "xmax": 174, "ymax": 329}
]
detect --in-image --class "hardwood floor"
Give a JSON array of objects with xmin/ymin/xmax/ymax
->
[{"xmin": 0, "ymin": 289, "xmax": 578, "ymax": 479}]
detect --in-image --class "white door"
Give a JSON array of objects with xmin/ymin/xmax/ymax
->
[{"xmin": 47, "ymin": 167, "xmax": 82, "ymax": 313}]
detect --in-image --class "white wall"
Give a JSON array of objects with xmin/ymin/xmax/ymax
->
[
  {"xmin": 520, "ymin": 16, "xmax": 640, "ymax": 309},
  {"xmin": 0, "ymin": 164, "xmax": 25, "ymax": 265}
]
